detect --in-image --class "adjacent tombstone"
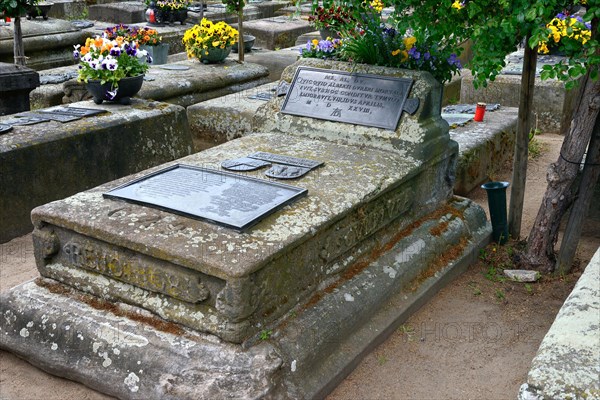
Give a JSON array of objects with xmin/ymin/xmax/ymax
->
[{"xmin": 0, "ymin": 62, "xmax": 39, "ymax": 115}]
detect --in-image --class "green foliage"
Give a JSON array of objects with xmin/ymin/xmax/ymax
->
[
  {"xmin": 222, "ymin": 0, "xmax": 244, "ymax": 13},
  {"xmin": 0, "ymin": 0, "xmax": 38, "ymax": 17},
  {"xmin": 259, "ymin": 329, "xmax": 272, "ymax": 340},
  {"xmin": 386, "ymin": 0, "xmax": 598, "ymax": 89}
]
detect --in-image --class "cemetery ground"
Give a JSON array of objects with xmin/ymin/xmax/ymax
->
[{"xmin": 0, "ymin": 132, "xmax": 598, "ymax": 399}]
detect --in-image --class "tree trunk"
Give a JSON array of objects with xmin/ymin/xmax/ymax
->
[
  {"xmin": 237, "ymin": 7, "xmax": 244, "ymax": 62},
  {"xmin": 508, "ymin": 40, "xmax": 537, "ymax": 239},
  {"xmin": 523, "ymin": 70, "xmax": 600, "ymax": 271},
  {"xmin": 555, "ymin": 115, "xmax": 600, "ymax": 275},
  {"xmin": 13, "ymin": 16, "xmax": 26, "ymax": 66}
]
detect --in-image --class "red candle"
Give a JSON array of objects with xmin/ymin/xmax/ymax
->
[{"xmin": 474, "ymin": 102, "xmax": 486, "ymax": 122}]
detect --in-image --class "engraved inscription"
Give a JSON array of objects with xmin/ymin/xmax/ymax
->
[
  {"xmin": 103, "ymin": 165, "xmax": 308, "ymax": 231},
  {"xmin": 247, "ymin": 152, "xmax": 323, "ymax": 169},
  {"xmin": 281, "ymin": 67, "xmax": 413, "ymax": 130},
  {"xmin": 61, "ymin": 241, "xmax": 210, "ymax": 303}
]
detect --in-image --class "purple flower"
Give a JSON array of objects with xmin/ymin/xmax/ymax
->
[
  {"xmin": 73, "ymin": 50, "xmax": 80, "ymax": 60},
  {"xmin": 318, "ymin": 40, "xmax": 334, "ymax": 53},
  {"xmin": 447, "ymin": 53, "xmax": 462, "ymax": 69},
  {"xmin": 408, "ymin": 47, "xmax": 420, "ymax": 60},
  {"xmin": 110, "ymin": 47, "xmax": 121, "ymax": 57},
  {"xmin": 423, "ymin": 51, "xmax": 431, "ymax": 61},
  {"xmin": 556, "ymin": 13, "xmax": 566, "ymax": 19}
]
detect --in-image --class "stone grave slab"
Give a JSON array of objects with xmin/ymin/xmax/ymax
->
[
  {"xmin": 0, "ymin": 18, "xmax": 90, "ymax": 70},
  {"xmin": 0, "ymin": 99, "xmax": 193, "ymax": 243},
  {"xmin": 233, "ymin": 17, "xmax": 314, "ymax": 50},
  {"xmin": 88, "ymin": 1, "xmax": 146, "ymax": 23},
  {"xmin": 46, "ymin": 0, "xmax": 87, "ymax": 20},
  {"xmin": 448, "ymin": 106, "xmax": 517, "ymax": 195},
  {"xmin": 0, "ymin": 62, "xmax": 40, "ymax": 115},
  {"xmin": 461, "ymin": 48, "xmax": 579, "ymax": 134},
  {"xmin": 0, "ymin": 62, "xmax": 492, "ymax": 399},
  {"xmin": 187, "ymin": 82, "xmax": 278, "ymax": 150}
]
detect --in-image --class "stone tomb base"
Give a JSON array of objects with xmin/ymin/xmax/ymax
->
[{"xmin": 1, "ymin": 131, "xmax": 490, "ymax": 399}]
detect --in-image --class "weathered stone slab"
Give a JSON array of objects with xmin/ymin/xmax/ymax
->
[
  {"xmin": 47, "ymin": 0, "xmax": 88, "ymax": 20},
  {"xmin": 88, "ymin": 1, "xmax": 146, "ymax": 23},
  {"xmin": 0, "ymin": 99, "xmax": 193, "ymax": 243},
  {"xmin": 233, "ymin": 17, "xmax": 315, "ymax": 50},
  {"xmin": 449, "ymin": 107, "xmax": 517, "ymax": 195},
  {"xmin": 519, "ymin": 247, "xmax": 600, "ymax": 400},
  {"xmin": 0, "ymin": 280, "xmax": 286, "ymax": 399},
  {"xmin": 0, "ymin": 63, "xmax": 40, "ymax": 115},
  {"xmin": 187, "ymin": 82, "xmax": 277, "ymax": 150},
  {"xmin": 0, "ymin": 19, "xmax": 90, "ymax": 70},
  {"xmin": 28, "ymin": 125, "xmax": 458, "ymax": 342},
  {"xmin": 0, "ymin": 196, "xmax": 490, "ymax": 400}
]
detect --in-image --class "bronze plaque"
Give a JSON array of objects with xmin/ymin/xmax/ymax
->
[
  {"xmin": 103, "ymin": 164, "xmax": 307, "ymax": 231},
  {"xmin": 281, "ymin": 67, "xmax": 413, "ymax": 130}
]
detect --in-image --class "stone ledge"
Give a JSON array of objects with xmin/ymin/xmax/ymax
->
[
  {"xmin": 519, "ymin": 247, "xmax": 600, "ymax": 400},
  {"xmin": 0, "ymin": 99, "xmax": 193, "ymax": 243}
]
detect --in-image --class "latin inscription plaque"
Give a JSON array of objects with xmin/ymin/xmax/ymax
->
[
  {"xmin": 281, "ymin": 67, "xmax": 413, "ymax": 130},
  {"xmin": 103, "ymin": 164, "xmax": 308, "ymax": 231}
]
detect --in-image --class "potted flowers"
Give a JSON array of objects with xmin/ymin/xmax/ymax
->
[
  {"xmin": 153, "ymin": 0, "xmax": 190, "ymax": 25},
  {"xmin": 73, "ymin": 35, "xmax": 150, "ymax": 104},
  {"xmin": 104, "ymin": 24, "xmax": 168, "ymax": 65},
  {"xmin": 182, "ymin": 18, "xmax": 238, "ymax": 64}
]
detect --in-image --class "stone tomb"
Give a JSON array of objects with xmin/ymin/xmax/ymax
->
[{"xmin": 0, "ymin": 59, "xmax": 491, "ymax": 399}]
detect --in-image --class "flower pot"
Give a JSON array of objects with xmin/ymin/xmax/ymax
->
[
  {"xmin": 140, "ymin": 43, "xmax": 169, "ymax": 65},
  {"xmin": 196, "ymin": 46, "xmax": 231, "ymax": 64},
  {"xmin": 231, "ymin": 35, "xmax": 256, "ymax": 53},
  {"xmin": 172, "ymin": 8, "xmax": 187, "ymax": 24},
  {"xmin": 86, "ymin": 75, "xmax": 144, "ymax": 105},
  {"xmin": 26, "ymin": 2, "xmax": 53, "ymax": 20}
]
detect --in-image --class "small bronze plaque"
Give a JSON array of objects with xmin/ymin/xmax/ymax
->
[
  {"xmin": 221, "ymin": 157, "xmax": 271, "ymax": 171},
  {"xmin": 265, "ymin": 165, "xmax": 310, "ymax": 179},
  {"xmin": 281, "ymin": 67, "xmax": 413, "ymax": 130},
  {"xmin": 248, "ymin": 152, "xmax": 323, "ymax": 169},
  {"xmin": 103, "ymin": 164, "xmax": 308, "ymax": 231}
]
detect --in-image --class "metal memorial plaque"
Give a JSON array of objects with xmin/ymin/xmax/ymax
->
[
  {"xmin": 248, "ymin": 92, "xmax": 275, "ymax": 101},
  {"xmin": 265, "ymin": 165, "xmax": 310, "ymax": 179},
  {"xmin": 221, "ymin": 157, "xmax": 271, "ymax": 171},
  {"xmin": 0, "ymin": 123, "xmax": 13, "ymax": 135},
  {"xmin": 23, "ymin": 111, "xmax": 81, "ymax": 123},
  {"xmin": 247, "ymin": 152, "xmax": 323, "ymax": 169},
  {"xmin": 441, "ymin": 113, "xmax": 473, "ymax": 128},
  {"xmin": 60, "ymin": 107, "xmax": 108, "ymax": 117},
  {"xmin": 281, "ymin": 67, "xmax": 413, "ymax": 130},
  {"xmin": 159, "ymin": 64, "xmax": 190, "ymax": 71},
  {"xmin": 103, "ymin": 164, "xmax": 308, "ymax": 231},
  {"xmin": 3, "ymin": 115, "xmax": 50, "ymax": 126}
]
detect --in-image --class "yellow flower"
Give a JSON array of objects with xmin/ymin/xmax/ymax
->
[
  {"xmin": 312, "ymin": 39, "xmax": 319, "ymax": 46},
  {"xmin": 451, "ymin": 0, "xmax": 464, "ymax": 9},
  {"xmin": 403, "ymin": 36, "xmax": 417, "ymax": 50},
  {"xmin": 391, "ymin": 49, "xmax": 401, "ymax": 56},
  {"xmin": 538, "ymin": 42, "xmax": 549, "ymax": 54}
]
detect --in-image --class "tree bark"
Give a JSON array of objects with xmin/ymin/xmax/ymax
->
[
  {"xmin": 237, "ymin": 7, "xmax": 244, "ymax": 62},
  {"xmin": 13, "ymin": 16, "xmax": 26, "ymax": 66},
  {"xmin": 555, "ymin": 115, "xmax": 600, "ymax": 274},
  {"xmin": 523, "ymin": 69, "xmax": 600, "ymax": 271},
  {"xmin": 508, "ymin": 40, "xmax": 537, "ymax": 239}
]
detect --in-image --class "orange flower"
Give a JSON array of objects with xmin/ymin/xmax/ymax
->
[
  {"xmin": 80, "ymin": 46, "xmax": 89, "ymax": 55},
  {"xmin": 94, "ymin": 37, "xmax": 104, "ymax": 47},
  {"xmin": 144, "ymin": 35, "xmax": 150, "ymax": 42}
]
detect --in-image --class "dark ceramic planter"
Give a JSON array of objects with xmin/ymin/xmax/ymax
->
[
  {"xmin": 196, "ymin": 47, "xmax": 231, "ymax": 64},
  {"xmin": 26, "ymin": 2, "xmax": 53, "ymax": 20},
  {"xmin": 86, "ymin": 75, "xmax": 144, "ymax": 105},
  {"xmin": 231, "ymin": 35, "xmax": 256, "ymax": 53}
]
